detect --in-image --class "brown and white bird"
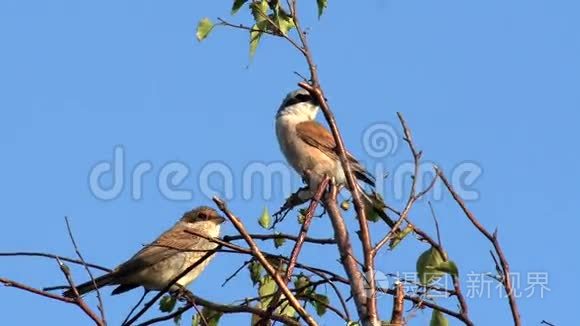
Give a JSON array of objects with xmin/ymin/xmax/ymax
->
[
  {"xmin": 275, "ymin": 89, "xmax": 375, "ymax": 194},
  {"xmin": 275, "ymin": 89, "xmax": 395, "ymax": 226},
  {"xmin": 63, "ymin": 206, "xmax": 225, "ymax": 297}
]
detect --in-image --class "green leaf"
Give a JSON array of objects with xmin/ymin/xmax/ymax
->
[
  {"xmin": 249, "ymin": 260, "xmax": 263, "ymax": 286},
  {"xmin": 250, "ymin": 0, "xmax": 270, "ymax": 23},
  {"xmin": 231, "ymin": 0, "xmax": 248, "ymax": 15},
  {"xmin": 389, "ymin": 224, "xmax": 414, "ymax": 250},
  {"xmin": 434, "ymin": 260, "xmax": 459, "ymax": 277},
  {"xmin": 416, "ymin": 247, "xmax": 445, "ymax": 285},
  {"xmin": 365, "ymin": 191, "xmax": 386, "ymax": 223},
  {"xmin": 316, "ymin": 0, "xmax": 328, "ymax": 18},
  {"xmin": 159, "ymin": 295, "xmax": 177, "ymax": 313},
  {"xmin": 430, "ymin": 309, "xmax": 449, "ymax": 326},
  {"xmin": 259, "ymin": 275, "xmax": 278, "ymax": 308},
  {"xmin": 173, "ymin": 312, "xmax": 182, "ymax": 325},
  {"xmin": 273, "ymin": 232, "xmax": 286, "ymax": 248},
  {"xmin": 279, "ymin": 301, "xmax": 296, "ymax": 318},
  {"xmin": 311, "ymin": 293, "xmax": 329, "ymax": 316},
  {"xmin": 193, "ymin": 307, "xmax": 222, "ymax": 326},
  {"xmin": 195, "ymin": 18, "xmax": 213, "ymax": 42},
  {"xmin": 297, "ymin": 208, "xmax": 307, "ymax": 224},
  {"xmin": 274, "ymin": 9, "xmax": 295, "ymax": 35},
  {"xmin": 258, "ymin": 206, "xmax": 271, "ymax": 229},
  {"xmin": 294, "ymin": 274, "xmax": 312, "ymax": 296},
  {"xmin": 249, "ymin": 25, "xmax": 262, "ymax": 57},
  {"xmin": 365, "ymin": 204, "xmax": 380, "ymax": 222},
  {"xmin": 251, "ymin": 309, "xmax": 269, "ymax": 326},
  {"xmin": 192, "ymin": 313, "xmax": 200, "ymax": 326}
]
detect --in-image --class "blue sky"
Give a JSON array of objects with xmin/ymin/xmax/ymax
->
[{"xmin": 1, "ymin": 0, "xmax": 578, "ymax": 325}]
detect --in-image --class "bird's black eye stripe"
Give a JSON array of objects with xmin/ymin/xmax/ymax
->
[
  {"xmin": 295, "ymin": 93, "xmax": 312, "ymax": 102},
  {"xmin": 284, "ymin": 93, "xmax": 313, "ymax": 106}
]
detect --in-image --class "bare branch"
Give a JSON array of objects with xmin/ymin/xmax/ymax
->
[
  {"xmin": 259, "ymin": 176, "xmax": 329, "ymax": 325},
  {"xmin": 123, "ymin": 247, "xmax": 221, "ymax": 325},
  {"xmin": 136, "ymin": 291, "xmax": 301, "ymax": 326},
  {"xmin": 213, "ymin": 196, "xmax": 318, "ymax": 326},
  {"xmin": 1, "ymin": 277, "xmax": 76, "ymax": 304},
  {"xmin": 325, "ymin": 183, "xmax": 370, "ymax": 323},
  {"xmin": 428, "ymin": 202, "xmax": 442, "ymax": 247},
  {"xmin": 377, "ymin": 286, "xmax": 465, "ymax": 323},
  {"xmin": 223, "ymin": 233, "xmax": 335, "ymax": 245},
  {"xmin": 0, "ymin": 252, "xmax": 111, "ymax": 272},
  {"xmin": 389, "ymin": 282, "xmax": 405, "ymax": 325},
  {"xmin": 436, "ymin": 168, "xmax": 521, "ymax": 326},
  {"xmin": 186, "ymin": 229, "xmax": 350, "ymax": 285},
  {"xmin": 55, "ymin": 257, "xmax": 105, "ymax": 326},
  {"xmin": 221, "ymin": 260, "xmax": 251, "ymax": 287},
  {"xmin": 377, "ymin": 114, "xmax": 474, "ymax": 326},
  {"xmin": 64, "ymin": 217, "xmax": 106, "ymax": 324},
  {"xmin": 122, "ymin": 290, "xmax": 149, "ymax": 325}
]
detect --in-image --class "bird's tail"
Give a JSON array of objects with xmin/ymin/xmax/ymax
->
[
  {"xmin": 355, "ymin": 183, "xmax": 397, "ymax": 229},
  {"xmin": 63, "ymin": 273, "xmax": 115, "ymax": 297}
]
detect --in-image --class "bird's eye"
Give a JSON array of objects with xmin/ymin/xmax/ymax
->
[{"xmin": 198, "ymin": 212, "xmax": 208, "ymax": 220}]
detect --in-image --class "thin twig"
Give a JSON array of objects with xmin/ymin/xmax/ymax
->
[
  {"xmin": 221, "ymin": 260, "xmax": 251, "ymax": 287},
  {"xmin": 386, "ymin": 273, "xmax": 455, "ymax": 296},
  {"xmin": 56, "ymin": 257, "xmax": 105, "ymax": 326},
  {"xmin": 379, "ymin": 114, "xmax": 474, "ymax": 326},
  {"xmin": 259, "ymin": 176, "xmax": 329, "ymax": 325},
  {"xmin": 376, "ymin": 286, "xmax": 465, "ymax": 322},
  {"xmin": 412, "ymin": 224, "xmax": 473, "ymax": 326},
  {"xmin": 428, "ymin": 202, "xmax": 442, "ymax": 246},
  {"xmin": 136, "ymin": 291, "xmax": 301, "ymax": 326},
  {"xmin": 186, "ymin": 229, "xmax": 350, "ymax": 285},
  {"xmin": 436, "ymin": 168, "xmax": 521, "ymax": 326},
  {"xmin": 284, "ymin": 0, "xmax": 380, "ymax": 322},
  {"xmin": 213, "ymin": 196, "xmax": 318, "ymax": 326},
  {"xmin": 123, "ymin": 290, "xmax": 149, "ymax": 325},
  {"xmin": 0, "ymin": 277, "xmax": 75, "ymax": 303},
  {"xmin": 189, "ymin": 297, "xmax": 210, "ymax": 326},
  {"xmin": 371, "ymin": 113, "xmax": 438, "ymax": 256},
  {"xmin": 190, "ymin": 226, "xmax": 354, "ymax": 321},
  {"xmin": 64, "ymin": 216, "xmax": 106, "ymax": 324},
  {"xmin": 305, "ymin": 292, "xmax": 349, "ymax": 322},
  {"xmin": 0, "ymin": 252, "xmax": 111, "ymax": 272},
  {"xmin": 307, "ymin": 268, "xmax": 351, "ymax": 321},
  {"xmin": 216, "ymin": 13, "xmax": 304, "ymax": 54},
  {"xmin": 223, "ymin": 233, "xmax": 335, "ymax": 245},
  {"xmin": 135, "ymin": 303, "xmax": 193, "ymax": 326},
  {"xmin": 123, "ymin": 248, "xmax": 221, "ymax": 325}
]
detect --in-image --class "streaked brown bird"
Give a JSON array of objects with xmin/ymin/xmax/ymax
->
[{"xmin": 63, "ymin": 206, "xmax": 225, "ymax": 297}]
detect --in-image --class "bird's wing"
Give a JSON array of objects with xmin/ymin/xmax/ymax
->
[
  {"xmin": 296, "ymin": 120, "xmax": 375, "ymax": 186},
  {"xmin": 114, "ymin": 225, "xmax": 214, "ymax": 277}
]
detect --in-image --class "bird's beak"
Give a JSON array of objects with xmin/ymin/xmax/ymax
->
[{"xmin": 214, "ymin": 215, "xmax": 226, "ymax": 224}]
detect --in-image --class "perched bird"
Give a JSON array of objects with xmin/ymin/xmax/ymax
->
[
  {"xmin": 63, "ymin": 206, "xmax": 225, "ymax": 297},
  {"xmin": 275, "ymin": 89, "xmax": 395, "ymax": 226}
]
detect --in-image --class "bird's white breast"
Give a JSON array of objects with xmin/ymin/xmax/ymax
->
[{"xmin": 275, "ymin": 115, "xmax": 344, "ymax": 187}]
